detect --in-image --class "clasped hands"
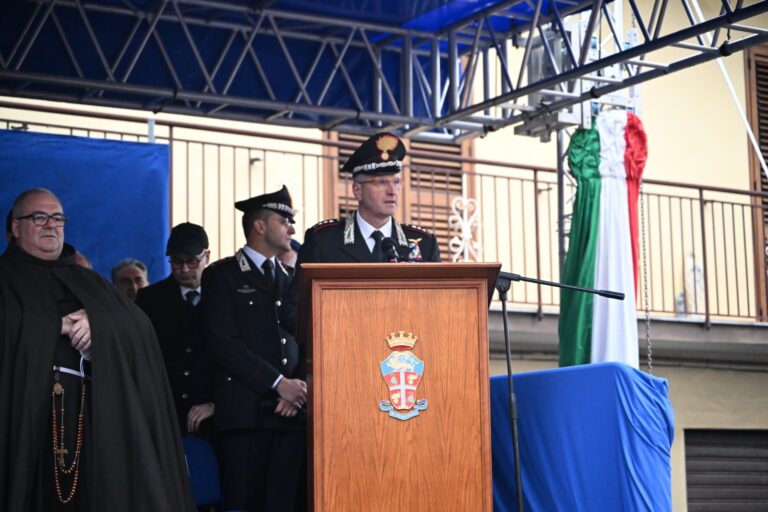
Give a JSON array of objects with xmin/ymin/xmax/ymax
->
[
  {"xmin": 61, "ymin": 308, "xmax": 91, "ymax": 355},
  {"xmin": 275, "ymin": 378, "xmax": 307, "ymax": 418}
]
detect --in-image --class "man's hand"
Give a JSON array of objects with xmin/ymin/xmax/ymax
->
[
  {"xmin": 274, "ymin": 398, "xmax": 299, "ymax": 418},
  {"xmin": 61, "ymin": 309, "xmax": 91, "ymax": 352},
  {"xmin": 276, "ymin": 378, "xmax": 307, "ymax": 407},
  {"xmin": 187, "ymin": 402, "xmax": 215, "ymax": 432}
]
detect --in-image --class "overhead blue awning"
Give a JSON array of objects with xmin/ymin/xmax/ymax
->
[{"xmin": 1, "ymin": 0, "xmax": 767, "ymax": 141}]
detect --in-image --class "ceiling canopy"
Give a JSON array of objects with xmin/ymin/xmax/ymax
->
[{"xmin": 1, "ymin": 0, "xmax": 767, "ymax": 142}]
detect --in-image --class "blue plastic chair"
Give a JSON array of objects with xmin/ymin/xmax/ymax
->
[{"xmin": 182, "ymin": 436, "xmax": 222, "ymax": 507}]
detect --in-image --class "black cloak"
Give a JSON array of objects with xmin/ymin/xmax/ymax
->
[{"xmin": 0, "ymin": 242, "xmax": 196, "ymax": 511}]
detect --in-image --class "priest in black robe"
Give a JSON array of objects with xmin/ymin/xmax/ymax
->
[{"xmin": 0, "ymin": 188, "xmax": 196, "ymax": 511}]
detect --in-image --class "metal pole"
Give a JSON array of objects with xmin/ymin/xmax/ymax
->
[
  {"xmin": 698, "ymin": 189, "xmax": 711, "ymax": 330},
  {"xmin": 496, "ymin": 278, "xmax": 525, "ymax": 512},
  {"xmin": 557, "ymin": 129, "xmax": 567, "ymax": 280}
]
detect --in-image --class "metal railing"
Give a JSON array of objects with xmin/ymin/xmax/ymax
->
[{"xmin": 2, "ymin": 100, "xmax": 766, "ymax": 324}]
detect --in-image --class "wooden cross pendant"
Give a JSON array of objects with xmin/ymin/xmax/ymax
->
[{"xmin": 55, "ymin": 447, "xmax": 69, "ymax": 466}]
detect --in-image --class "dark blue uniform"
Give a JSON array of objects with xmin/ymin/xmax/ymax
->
[
  {"xmin": 296, "ymin": 213, "xmax": 441, "ymax": 265},
  {"xmin": 201, "ymin": 249, "xmax": 304, "ymax": 512}
]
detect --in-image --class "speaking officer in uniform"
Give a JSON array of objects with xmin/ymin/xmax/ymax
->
[
  {"xmin": 136, "ymin": 222, "xmax": 215, "ymax": 437},
  {"xmin": 295, "ymin": 132, "xmax": 441, "ymax": 268},
  {"xmin": 201, "ymin": 185, "xmax": 307, "ymax": 512}
]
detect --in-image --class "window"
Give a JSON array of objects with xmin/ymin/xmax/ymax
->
[{"xmin": 746, "ymin": 45, "xmax": 768, "ymax": 321}]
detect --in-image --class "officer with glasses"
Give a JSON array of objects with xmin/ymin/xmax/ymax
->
[
  {"xmin": 295, "ymin": 131, "xmax": 441, "ymax": 267},
  {"xmin": 136, "ymin": 222, "xmax": 215, "ymax": 438}
]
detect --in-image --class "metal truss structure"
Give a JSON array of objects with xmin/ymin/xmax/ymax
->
[{"xmin": 0, "ymin": 0, "xmax": 767, "ymax": 142}]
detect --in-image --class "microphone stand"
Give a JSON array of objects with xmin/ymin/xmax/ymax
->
[{"xmin": 495, "ymin": 270, "xmax": 624, "ymax": 512}]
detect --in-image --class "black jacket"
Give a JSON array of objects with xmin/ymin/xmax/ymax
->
[
  {"xmin": 201, "ymin": 249, "xmax": 302, "ymax": 432},
  {"xmin": 136, "ymin": 275, "xmax": 214, "ymax": 435},
  {"xmin": 296, "ymin": 213, "xmax": 441, "ymax": 266}
]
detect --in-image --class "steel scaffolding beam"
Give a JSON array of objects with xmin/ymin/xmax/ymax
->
[{"xmin": 0, "ymin": 0, "xmax": 766, "ymax": 141}]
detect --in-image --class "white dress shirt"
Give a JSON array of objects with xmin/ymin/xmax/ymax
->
[{"xmin": 356, "ymin": 211, "xmax": 392, "ymax": 252}]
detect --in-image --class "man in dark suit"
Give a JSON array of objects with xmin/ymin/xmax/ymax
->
[
  {"xmin": 201, "ymin": 186, "xmax": 306, "ymax": 512},
  {"xmin": 136, "ymin": 222, "xmax": 215, "ymax": 437},
  {"xmin": 296, "ymin": 132, "xmax": 441, "ymax": 267}
]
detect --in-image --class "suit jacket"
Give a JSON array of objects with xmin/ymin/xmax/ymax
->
[
  {"xmin": 201, "ymin": 249, "xmax": 303, "ymax": 432},
  {"xmin": 136, "ymin": 276, "xmax": 214, "ymax": 435},
  {"xmin": 296, "ymin": 213, "xmax": 441, "ymax": 266}
]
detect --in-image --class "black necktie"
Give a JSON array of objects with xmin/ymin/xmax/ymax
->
[
  {"xmin": 262, "ymin": 259, "xmax": 275, "ymax": 291},
  {"xmin": 371, "ymin": 230, "xmax": 384, "ymax": 262},
  {"xmin": 185, "ymin": 289, "xmax": 200, "ymax": 306}
]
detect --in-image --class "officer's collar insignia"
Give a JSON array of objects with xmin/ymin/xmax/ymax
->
[
  {"xmin": 379, "ymin": 331, "xmax": 428, "ymax": 421},
  {"xmin": 343, "ymin": 215, "xmax": 355, "ymax": 245},
  {"xmin": 345, "ymin": 211, "xmax": 408, "ymax": 247},
  {"xmin": 235, "ymin": 250, "xmax": 252, "ymax": 273},
  {"xmin": 376, "ymin": 134, "xmax": 399, "ymax": 161},
  {"xmin": 394, "ymin": 222, "xmax": 408, "ymax": 246}
]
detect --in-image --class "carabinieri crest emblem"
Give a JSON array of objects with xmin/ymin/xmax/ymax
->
[{"xmin": 379, "ymin": 331, "xmax": 428, "ymax": 421}]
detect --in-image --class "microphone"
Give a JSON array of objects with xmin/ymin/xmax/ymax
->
[{"xmin": 380, "ymin": 237, "xmax": 401, "ymax": 262}]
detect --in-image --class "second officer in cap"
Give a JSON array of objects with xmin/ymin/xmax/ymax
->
[
  {"xmin": 201, "ymin": 185, "xmax": 306, "ymax": 512},
  {"xmin": 296, "ymin": 132, "xmax": 441, "ymax": 269}
]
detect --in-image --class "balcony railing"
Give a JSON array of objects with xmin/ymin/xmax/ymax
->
[{"xmin": 2, "ymin": 100, "xmax": 766, "ymax": 324}]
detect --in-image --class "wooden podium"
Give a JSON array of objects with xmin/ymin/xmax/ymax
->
[{"xmin": 298, "ymin": 262, "xmax": 500, "ymax": 512}]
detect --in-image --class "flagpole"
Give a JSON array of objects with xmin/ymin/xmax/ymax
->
[{"xmin": 495, "ymin": 271, "xmax": 623, "ymax": 512}]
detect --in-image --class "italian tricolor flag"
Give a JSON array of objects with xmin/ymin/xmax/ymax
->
[{"xmin": 558, "ymin": 110, "xmax": 648, "ymax": 368}]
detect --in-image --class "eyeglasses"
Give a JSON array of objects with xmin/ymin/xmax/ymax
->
[
  {"xmin": 271, "ymin": 215, "xmax": 294, "ymax": 227},
  {"xmin": 358, "ymin": 177, "xmax": 403, "ymax": 189},
  {"xmin": 15, "ymin": 212, "xmax": 68, "ymax": 226},
  {"xmin": 170, "ymin": 254, "xmax": 205, "ymax": 269}
]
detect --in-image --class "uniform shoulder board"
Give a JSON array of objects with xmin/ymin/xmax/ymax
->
[
  {"xmin": 401, "ymin": 223, "xmax": 435, "ymax": 237},
  {"xmin": 310, "ymin": 218, "xmax": 342, "ymax": 231},
  {"xmin": 207, "ymin": 256, "xmax": 234, "ymax": 268}
]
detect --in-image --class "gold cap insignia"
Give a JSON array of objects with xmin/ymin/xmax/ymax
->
[{"xmin": 376, "ymin": 134, "xmax": 399, "ymax": 161}]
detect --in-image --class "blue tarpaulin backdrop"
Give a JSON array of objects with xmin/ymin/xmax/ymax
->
[
  {"xmin": 491, "ymin": 362, "xmax": 675, "ymax": 511},
  {"xmin": 0, "ymin": 130, "xmax": 170, "ymax": 282}
]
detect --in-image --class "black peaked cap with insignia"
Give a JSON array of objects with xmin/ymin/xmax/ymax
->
[
  {"xmin": 342, "ymin": 132, "xmax": 406, "ymax": 177},
  {"xmin": 235, "ymin": 184, "xmax": 297, "ymax": 223}
]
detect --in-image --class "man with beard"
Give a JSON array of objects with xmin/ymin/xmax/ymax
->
[
  {"xmin": 0, "ymin": 188, "xmax": 195, "ymax": 511},
  {"xmin": 202, "ymin": 185, "xmax": 306, "ymax": 512}
]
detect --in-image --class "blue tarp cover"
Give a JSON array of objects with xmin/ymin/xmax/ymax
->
[
  {"xmin": 0, "ymin": 130, "xmax": 170, "ymax": 282},
  {"xmin": 491, "ymin": 362, "xmax": 674, "ymax": 511}
]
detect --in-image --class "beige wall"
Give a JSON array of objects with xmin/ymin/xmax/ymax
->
[{"xmin": 489, "ymin": 359, "xmax": 768, "ymax": 512}]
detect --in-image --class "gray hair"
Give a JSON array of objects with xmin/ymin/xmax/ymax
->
[{"xmin": 111, "ymin": 258, "xmax": 148, "ymax": 283}]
